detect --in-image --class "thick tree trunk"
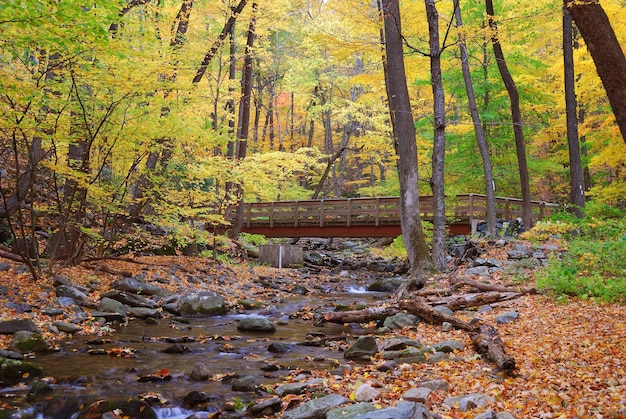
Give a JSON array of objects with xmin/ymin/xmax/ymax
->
[
  {"xmin": 380, "ymin": 0, "xmax": 434, "ymax": 282},
  {"xmin": 566, "ymin": 0, "xmax": 626, "ymax": 143},
  {"xmin": 563, "ymin": 6, "xmax": 585, "ymax": 218},
  {"xmin": 486, "ymin": 0, "xmax": 533, "ymax": 230},
  {"xmin": 425, "ymin": 0, "xmax": 447, "ymax": 272},
  {"xmin": 453, "ymin": 0, "xmax": 497, "ymax": 236}
]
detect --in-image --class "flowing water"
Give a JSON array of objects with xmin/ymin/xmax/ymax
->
[{"xmin": 2, "ymin": 285, "xmax": 389, "ymax": 418}]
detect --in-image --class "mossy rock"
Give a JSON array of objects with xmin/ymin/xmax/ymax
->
[
  {"xmin": 0, "ymin": 358, "xmax": 44, "ymax": 385},
  {"xmin": 9, "ymin": 331, "xmax": 51, "ymax": 354}
]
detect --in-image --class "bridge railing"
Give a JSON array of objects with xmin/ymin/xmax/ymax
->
[{"xmin": 235, "ymin": 194, "xmax": 559, "ymax": 232}]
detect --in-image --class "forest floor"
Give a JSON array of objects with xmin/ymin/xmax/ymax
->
[{"xmin": 0, "ymin": 239, "xmax": 625, "ymax": 418}]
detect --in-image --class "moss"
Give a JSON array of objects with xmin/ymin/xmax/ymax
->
[{"xmin": 0, "ymin": 358, "xmax": 44, "ymax": 385}]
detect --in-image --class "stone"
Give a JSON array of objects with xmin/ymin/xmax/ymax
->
[
  {"xmin": 237, "ymin": 316, "xmax": 276, "ymax": 332},
  {"xmin": 250, "ymin": 396, "xmax": 282, "ymax": 414},
  {"xmin": 9, "ymin": 331, "xmax": 51, "ymax": 354},
  {"xmin": 474, "ymin": 258, "xmax": 502, "ymax": 268},
  {"xmin": 282, "ymin": 394, "xmax": 347, "ymax": 419},
  {"xmin": 177, "ymin": 291, "xmax": 227, "ymax": 316},
  {"xmin": 327, "ymin": 403, "xmax": 376, "ymax": 419},
  {"xmin": 382, "ymin": 313, "xmax": 420, "ymax": 330},
  {"xmin": 420, "ymin": 379, "xmax": 450, "ymax": 392},
  {"xmin": 403, "ymin": 387, "xmax": 432, "ymax": 403},
  {"xmin": 427, "ymin": 351, "xmax": 447, "ymax": 363},
  {"xmin": 55, "ymin": 285, "xmax": 89, "ymax": 303},
  {"xmin": 88, "ymin": 310, "xmax": 126, "ymax": 323},
  {"xmin": 182, "ymin": 391, "xmax": 216, "ymax": 407},
  {"xmin": 355, "ymin": 384, "xmax": 381, "ymax": 402},
  {"xmin": 442, "ymin": 322, "xmax": 453, "ymax": 332},
  {"xmin": 379, "ymin": 337, "xmax": 422, "ymax": 352},
  {"xmin": 0, "ymin": 319, "xmax": 39, "ymax": 334},
  {"xmin": 367, "ymin": 277, "xmax": 404, "ymax": 292},
  {"xmin": 381, "ymin": 347, "xmax": 426, "ymax": 362},
  {"xmin": 376, "ymin": 360, "xmax": 397, "ymax": 372},
  {"xmin": 465, "ymin": 266, "xmax": 491, "ymax": 277},
  {"xmin": 275, "ymin": 379, "xmax": 324, "ymax": 397},
  {"xmin": 112, "ymin": 277, "xmax": 169, "ymax": 297},
  {"xmin": 495, "ymin": 311, "xmax": 519, "ymax": 324},
  {"xmin": 433, "ymin": 306, "xmax": 454, "ymax": 317},
  {"xmin": 353, "ymin": 401, "xmax": 430, "ymax": 419},
  {"xmin": 127, "ymin": 307, "xmax": 161, "ymax": 319},
  {"xmin": 100, "ymin": 291, "xmax": 158, "ymax": 309},
  {"xmin": 52, "ymin": 321, "xmax": 81, "ymax": 334},
  {"xmin": 496, "ymin": 413, "xmax": 516, "ymax": 419},
  {"xmin": 344, "ymin": 336, "xmax": 378, "ymax": 360},
  {"xmin": 268, "ymin": 342, "xmax": 292, "ymax": 353},
  {"xmin": 189, "ymin": 362, "xmax": 210, "ymax": 381},
  {"xmin": 231, "ymin": 375, "xmax": 258, "ymax": 392},
  {"xmin": 443, "ymin": 393, "xmax": 495, "ymax": 412},
  {"xmin": 430, "ymin": 339, "xmax": 465, "ymax": 353}
]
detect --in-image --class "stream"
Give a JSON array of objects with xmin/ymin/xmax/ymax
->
[{"xmin": 3, "ymin": 284, "xmax": 390, "ymax": 418}]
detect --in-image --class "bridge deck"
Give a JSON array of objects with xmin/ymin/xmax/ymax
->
[{"xmin": 232, "ymin": 194, "xmax": 558, "ymax": 238}]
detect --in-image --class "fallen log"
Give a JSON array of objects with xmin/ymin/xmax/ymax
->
[
  {"xmin": 470, "ymin": 324, "xmax": 516, "ymax": 373},
  {"xmin": 429, "ymin": 291, "xmax": 524, "ymax": 311},
  {"xmin": 456, "ymin": 278, "xmax": 536, "ymax": 294},
  {"xmin": 399, "ymin": 298, "xmax": 474, "ymax": 331},
  {"xmin": 319, "ymin": 306, "xmax": 400, "ymax": 324}
]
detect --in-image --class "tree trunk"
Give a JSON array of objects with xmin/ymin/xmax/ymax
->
[
  {"xmin": 425, "ymin": 0, "xmax": 447, "ymax": 271},
  {"xmin": 485, "ymin": 0, "xmax": 533, "ymax": 230},
  {"xmin": 231, "ymin": 2, "xmax": 257, "ymax": 238},
  {"xmin": 566, "ymin": 0, "xmax": 626, "ymax": 143},
  {"xmin": 380, "ymin": 0, "xmax": 434, "ymax": 283},
  {"xmin": 453, "ymin": 0, "xmax": 497, "ymax": 236},
  {"xmin": 563, "ymin": 6, "xmax": 585, "ymax": 218}
]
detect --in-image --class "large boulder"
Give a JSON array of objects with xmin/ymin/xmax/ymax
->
[{"xmin": 178, "ymin": 291, "xmax": 227, "ymax": 316}]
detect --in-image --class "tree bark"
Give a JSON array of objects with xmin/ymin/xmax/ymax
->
[
  {"xmin": 563, "ymin": 6, "xmax": 585, "ymax": 218},
  {"xmin": 380, "ymin": 0, "xmax": 434, "ymax": 282},
  {"xmin": 485, "ymin": 0, "xmax": 533, "ymax": 230},
  {"xmin": 453, "ymin": 0, "xmax": 497, "ymax": 236},
  {"xmin": 425, "ymin": 0, "xmax": 447, "ymax": 272},
  {"xmin": 566, "ymin": 0, "xmax": 626, "ymax": 143},
  {"xmin": 470, "ymin": 324, "xmax": 516, "ymax": 372}
]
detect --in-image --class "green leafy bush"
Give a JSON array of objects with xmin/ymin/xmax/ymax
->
[{"xmin": 534, "ymin": 204, "xmax": 626, "ymax": 303}]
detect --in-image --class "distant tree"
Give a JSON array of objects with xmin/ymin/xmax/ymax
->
[
  {"xmin": 563, "ymin": 6, "xmax": 585, "ymax": 218},
  {"xmin": 452, "ymin": 0, "xmax": 497, "ymax": 236},
  {"xmin": 485, "ymin": 0, "xmax": 533, "ymax": 229}
]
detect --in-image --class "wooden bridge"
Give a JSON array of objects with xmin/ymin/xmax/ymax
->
[{"xmin": 232, "ymin": 194, "xmax": 558, "ymax": 238}]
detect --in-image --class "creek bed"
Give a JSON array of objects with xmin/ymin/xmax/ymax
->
[{"xmin": 3, "ymin": 285, "xmax": 389, "ymax": 418}]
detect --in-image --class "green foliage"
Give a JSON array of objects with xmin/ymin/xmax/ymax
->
[
  {"xmin": 533, "ymin": 203, "xmax": 626, "ymax": 303},
  {"xmin": 239, "ymin": 232, "xmax": 267, "ymax": 249}
]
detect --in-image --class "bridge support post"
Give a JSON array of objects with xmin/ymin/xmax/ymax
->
[{"xmin": 259, "ymin": 244, "xmax": 303, "ymax": 268}]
